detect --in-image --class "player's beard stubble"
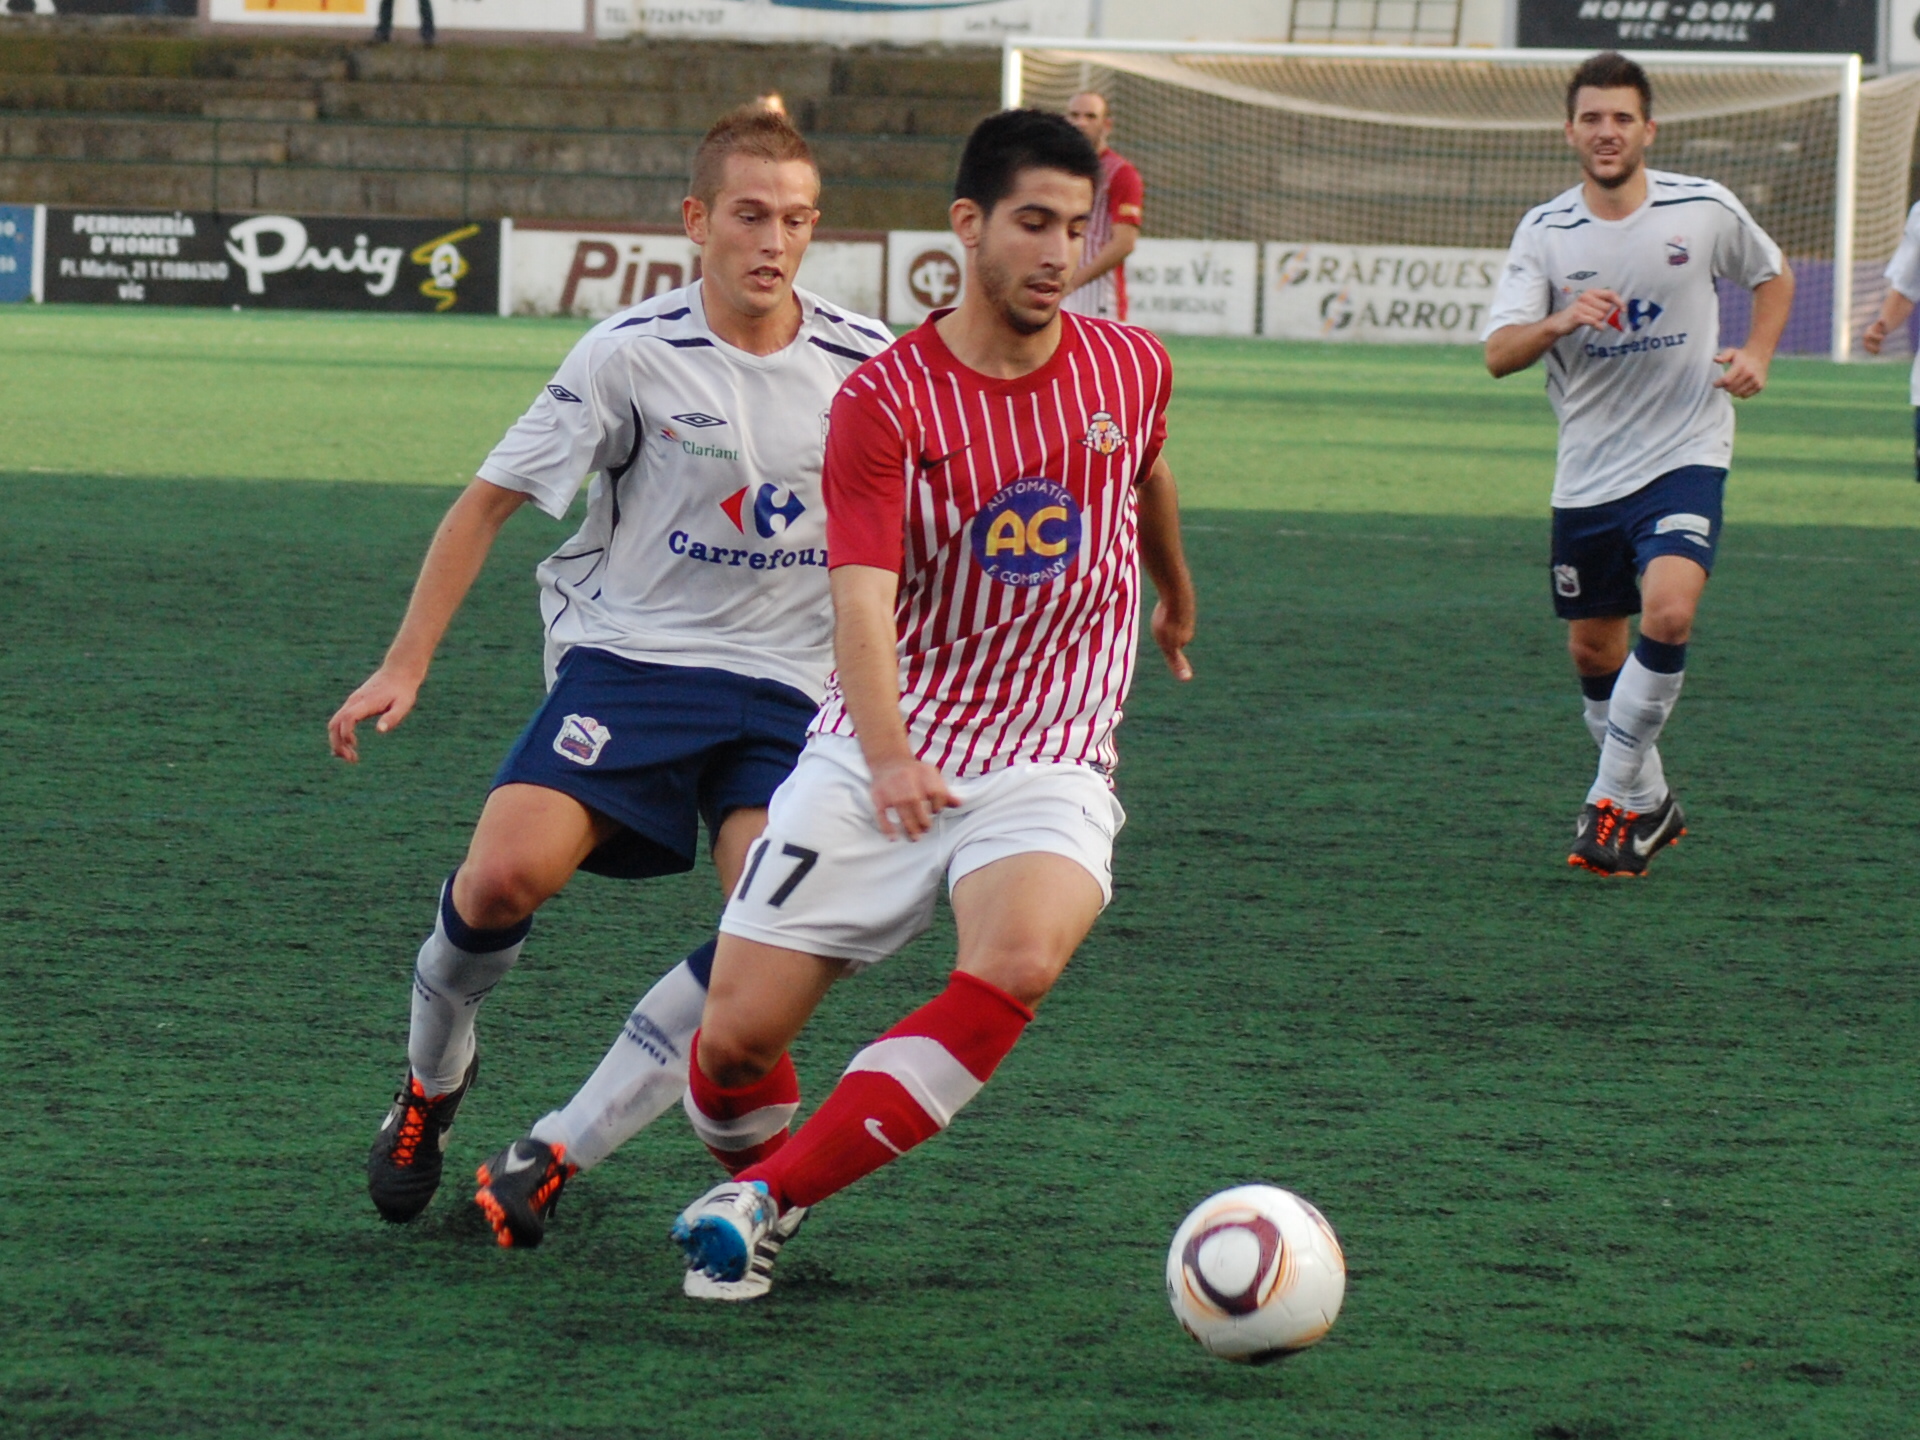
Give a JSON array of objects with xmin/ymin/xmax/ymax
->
[{"xmin": 974, "ymin": 237, "xmax": 1066, "ymax": 337}]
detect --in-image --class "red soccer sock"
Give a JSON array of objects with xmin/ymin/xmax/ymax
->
[
  {"xmin": 684, "ymin": 1033, "xmax": 800, "ymax": 1174},
  {"xmin": 741, "ymin": 971, "xmax": 1034, "ymax": 1210}
]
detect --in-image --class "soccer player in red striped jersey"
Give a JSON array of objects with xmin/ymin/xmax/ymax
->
[{"xmin": 668, "ymin": 109, "xmax": 1197, "ymax": 1296}]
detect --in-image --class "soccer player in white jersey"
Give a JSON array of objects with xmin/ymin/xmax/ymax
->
[
  {"xmin": 1860, "ymin": 200, "xmax": 1920, "ymax": 479},
  {"xmin": 662, "ymin": 109, "xmax": 1197, "ymax": 1296},
  {"xmin": 327, "ymin": 106, "xmax": 892, "ymax": 1260},
  {"xmin": 1483, "ymin": 52, "xmax": 1793, "ymax": 876}
]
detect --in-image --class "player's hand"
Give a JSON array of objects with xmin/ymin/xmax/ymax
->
[
  {"xmin": 1863, "ymin": 319, "xmax": 1889, "ymax": 356},
  {"xmin": 1712, "ymin": 346, "xmax": 1769, "ymax": 398},
  {"xmin": 1152, "ymin": 599, "xmax": 1194, "ymax": 681},
  {"xmin": 328, "ymin": 666, "xmax": 424, "ymax": 763},
  {"xmin": 1557, "ymin": 287, "xmax": 1623, "ymax": 336},
  {"xmin": 868, "ymin": 755, "xmax": 955, "ymax": 841}
]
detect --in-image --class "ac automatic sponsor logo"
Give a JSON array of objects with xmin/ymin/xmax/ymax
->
[{"xmin": 970, "ymin": 478, "xmax": 1082, "ymax": 588}]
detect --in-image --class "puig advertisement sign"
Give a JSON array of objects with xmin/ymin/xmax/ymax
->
[
  {"xmin": 44, "ymin": 208, "xmax": 499, "ymax": 314},
  {"xmin": 1263, "ymin": 244, "xmax": 1508, "ymax": 345},
  {"xmin": 1517, "ymin": 0, "xmax": 1878, "ymax": 57}
]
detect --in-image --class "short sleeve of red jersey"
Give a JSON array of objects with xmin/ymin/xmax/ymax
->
[
  {"xmin": 1137, "ymin": 332, "xmax": 1172, "ymax": 478},
  {"xmin": 823, "ymin": 378, "xmax": 910, "ymax": 572},
  {"xmin": 1109, "ymin": 161, "xmax": 1144, "ymax": 228}
]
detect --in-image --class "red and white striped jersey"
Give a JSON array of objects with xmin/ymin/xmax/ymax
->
[{"xmin": 814, "ymin": 310, "xmax": 1173, "ymax": 777}]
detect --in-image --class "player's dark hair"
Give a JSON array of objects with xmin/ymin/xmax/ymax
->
[
  {"xmin": 953, "ymin": 109, "xmax": 1100, "ymax": 216},
  {"xmin": 1567, "ymin": 51, "xmax": 1653, "ymax": 121},
  {"xmin": 690, "ymin": 103, "xmax": 817, "ymax": 205}
]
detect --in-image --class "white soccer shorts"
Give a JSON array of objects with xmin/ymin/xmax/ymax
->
[{"xmin": 717, "ymin": 735, "xmax": 1125, "ymax": 968}]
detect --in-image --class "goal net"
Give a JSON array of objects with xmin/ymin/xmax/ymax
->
[{"xmin": 1005, "ymin": 42, "xmax": 1920, "ymax": 359}]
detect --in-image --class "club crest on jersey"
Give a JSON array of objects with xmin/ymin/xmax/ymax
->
[
  {"xmin": 1083, "ymin": 410, "xmax": 1126, "ymax": 456},
  {"xmin": 720, "ymin": 483, "xmax": 807, "ymax": 538},
  {"xmin": 1666, "ymin": 237, "xmax": 1690, "ymax": 267},
  {"xmin": 1553, "ymin": 564, "xmax": 1581, "ymax": 599},
  {"xmin": 970, "ymin": 478, "xmax": 1082, "ymax": 588},
  {"xmin": 553, "ymin": 714, "xmax": 611, "ymax": 767}
]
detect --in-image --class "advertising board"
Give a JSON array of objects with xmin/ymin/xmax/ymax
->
[
  {"xmin": 1517, "ymin": 0, "xmax": 1878, "ymax": 57},
  {"xmin": 0, "ymin": 205, "xmax": 36, "ymax": 305},
  {"xmin": 506, "ymin": 222, "xmax": 883, "ymax": 321},
  {"xmin": 1263, "ymin": 243, "xmax": 1507, "ymax": 345},
  {"xmin": 1123, "ymin": 239, "xmax": 1258, "ymax": 337},
  {"xmin": 886, "ymin": 230, "xmax": 966, "ymax": 328},
  {"xmin": 207, "ymin": 0, "xmax": 585, "ymax": 33},
  {"xmin": 43, "ymin": 208, "xmax": 499, "ymax": 314},
  {"xmin": 600, "ymin": 0, "xmax": 1086, "ymax": 45}
]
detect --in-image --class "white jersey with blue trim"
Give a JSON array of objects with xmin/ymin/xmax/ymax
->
[
  {"xmin": 1483, "ymin": 169, "xmax": 1783, "ymax": 509},
  {"xmin": 476, "ymin": 282, "xmax": 891, "ymax": 700},
  {"xmin": 1882, "ymin": 201, "xmax": 1920, "ymax": 404}
]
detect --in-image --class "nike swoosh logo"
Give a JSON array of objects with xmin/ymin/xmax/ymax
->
[
  {"xmin": 1632, "ymin": 824, "xmax": 1668, "ymax": 858},
  {"xmin": 918, "ymin": 446, "xmax": 970, "ymax": 470},
  {"xmin": 864, "ymin": 1118, "xmax": 904, "ymax": 1156},
  {"xmin": 502, "ymin": 1144, "xmax": 540, "ymax": 1175}
]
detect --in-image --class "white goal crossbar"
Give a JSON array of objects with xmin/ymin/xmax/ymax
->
[{"xmin": 1005, "ymin": 40, "xmax": 1869, "ymax": 360}]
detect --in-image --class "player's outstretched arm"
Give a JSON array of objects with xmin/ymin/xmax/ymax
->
[
  {"xmin": 1136, "ymin": 455, "xmax": 1195, "ymax": 682},
  {"xmin": 829, "ymin": 563, "xmax": 955, "ymax": 840},
  {"xmin": 1715, "ymin": 269, "xmax": 1794, "ymax": 397},
  {"xmin": 328, "ymin": 477, "xmax": 530, "ymax": 762},
  {"xmin": 1485, "ymin": 288, "xmax": 1623, "ymax": 378}
]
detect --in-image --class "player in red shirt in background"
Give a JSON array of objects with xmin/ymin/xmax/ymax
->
[
  {"xmin": 1062, "ymin": 91, "xmax": 1144, "ymax": 321},
  {"xmin": 667, "ymin": 108, "xmax": 1197, "ymax": 1295}
]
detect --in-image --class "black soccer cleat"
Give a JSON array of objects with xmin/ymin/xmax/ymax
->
[
  {"xmin": 1568, "ymin": 799, "xmax": 1631, "ymax": 876},
  {"xmin": 1615, "ymin": 794, "xmax": 1687, "ymax": 876},
  {"xmin": 474, "ymin": 1137, "xmax": 577, "ymax": 1249},
  {"xmin": 366, "ymin": 1051, "xmax": 479, "ymax": 1224}
]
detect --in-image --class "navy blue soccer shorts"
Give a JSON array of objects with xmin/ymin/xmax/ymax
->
[
  {"xmin": 1548, "ymin": 465, "xmax": 1726, "ymax": 621},
  {"xmin": 492, "ymin": 648, "xmax": 817, "ymax": 879}
]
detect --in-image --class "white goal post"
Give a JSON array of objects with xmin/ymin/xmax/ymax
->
[{"xmin": 1004, "ymin": 40, "xmax": 1920, "ymax": 360}]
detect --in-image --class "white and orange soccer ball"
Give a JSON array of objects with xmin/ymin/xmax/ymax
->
[{"xmin": 1165, "ymin": 1184, "xmax": 1346, "ymax": 1363}]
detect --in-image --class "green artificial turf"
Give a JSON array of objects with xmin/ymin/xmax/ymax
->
[{"xmin": 2, "ymin": 308, "xmax": 1917, "ymax": 1439}]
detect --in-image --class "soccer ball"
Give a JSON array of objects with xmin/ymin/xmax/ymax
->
[{"xmin": 1165, "ymin": 1185, "xmax": 1346, "ymax": 1363}]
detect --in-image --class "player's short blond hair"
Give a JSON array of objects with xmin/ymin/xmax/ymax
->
[{"xmin": 689, "ymin": 104, "xmax": 819, "ymax": 206}]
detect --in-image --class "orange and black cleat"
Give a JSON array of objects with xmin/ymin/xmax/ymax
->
[
  {"xmin": 367, "ymin": 1051, "xmax": 479, "ymax": 1223},
  {"xmin": 1568, "ymin": 799, "xmax": 1632, "ymax": 876},
  {"xmin": 475, "ymin": 1138, "xmax": 578, "ymax": 1249},
  {"xmin": 1614, "ymin": 793, "xmax": 1687, "ymax": 876}
]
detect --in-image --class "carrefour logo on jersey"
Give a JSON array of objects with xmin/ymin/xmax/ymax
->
[
  {"xmin": 1584, "ymin": 297, "xmax": 1688, "ymax": 360},
  {"xmin": 720, "ymin": 483, "xmax": 806, "ymax": 539},
  {"xmin": 970, "ymin": 479, "xmax": 1082, "ymax": 588}
]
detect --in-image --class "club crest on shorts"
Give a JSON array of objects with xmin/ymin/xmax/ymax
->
[
  {"xmin": 970, "ymin": 478, "xmax": 1082, "ymax": 588},
  {"xmin": 1553, "ymin": 564, "xmax": 1581, "ymax": 598},
  {"xmin": 553, "ymin": 714, "xmax": 612, "ymax": 766},
  {"xmin": 1083, "ymin": 410, "xmax": 1126, "ymax": 456}
]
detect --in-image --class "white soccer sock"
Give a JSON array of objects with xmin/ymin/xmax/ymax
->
[
  {"xmin": 1584, "ymin": 692, "xmax": 1664, "ymax": 802},
  {"xmin": 407, "ymin": 877, "xmax": 529, "ymax": 1096},
  {"xmin": 1582, "ymin": 695, "xmax": 1611, "ymax": 749},
  {"xmin": 1588, "ymin": 649, "xmax": 1685, "ymax": 811},
  {"xmin": 529, "ymin": 956, "xmax": 708, "ymax": 1172}
]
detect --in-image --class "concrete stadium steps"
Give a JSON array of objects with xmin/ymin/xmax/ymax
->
[{"xmin": 0, "ymin": 23, "xmax": 997, "ymax": 225}]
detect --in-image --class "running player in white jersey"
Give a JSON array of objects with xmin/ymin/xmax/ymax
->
[
  {"xmin": 664, "ymin": 109, "xmax": 1197, "ymax": 1297},
  {"xmin": 328, "ymin": 106, "xmax": 891, "ymax": 1259},
  {"xmin": 1483, "ymin": 52, "xmax": 1792, "ymax": 876},
  {"xmin": 1860, "ymin": 200, "xmax": 1920, "ymax": 480}
]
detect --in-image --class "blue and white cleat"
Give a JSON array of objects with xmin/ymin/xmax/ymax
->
[
  {"xmin": 683, "ymin": 1204, "xmax": 810, "ymax": 1302},
  {"xmin": 671, "ymin": 1180, "xmax": 779, "ymax": 1284}
]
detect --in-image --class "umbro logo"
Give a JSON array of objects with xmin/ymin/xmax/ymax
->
[
  {"xmin": 547, "ymin": 384, "xmax": 583, "ymax": 403},
  {"xmin": 1567, "ymin": 271, "xmax": 1597, "ymax": 281},
  {"xmin": 672, "ymin": 411, "xmax": 727, "ymax": 428}
]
